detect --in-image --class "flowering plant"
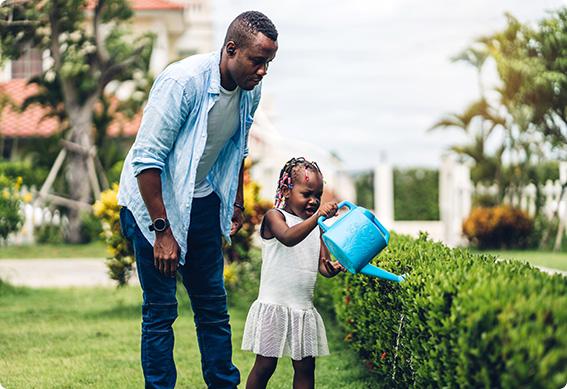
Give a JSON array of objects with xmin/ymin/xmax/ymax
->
[
  {"xmin": 93, "ymin": 184, "xmax": 135, "ymax": 286},
  {"xmin": 0, "ymin": 175, "xmax": 23, "ymax": 241}
]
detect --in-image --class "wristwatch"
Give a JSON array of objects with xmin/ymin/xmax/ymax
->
[
  {"xmin": 234, "ymin": 202, "xmax": 245, "ymax": 212},
  {"xmin": 148, "ymin": 217, "xmax": 170, "ymax": 232}
]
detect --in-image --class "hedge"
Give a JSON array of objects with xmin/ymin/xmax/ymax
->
[
  {"xmin": 394, "ymin": 168, "xmax": 439, "ymax": 221},
  {"xmin": 327, "ymin": 233, "xmax": 566, "ymax": 388}
]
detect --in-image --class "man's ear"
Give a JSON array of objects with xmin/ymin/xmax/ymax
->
[{"xmin": 226, "ymin": 41, "xmax": 237, "ymax": 56}]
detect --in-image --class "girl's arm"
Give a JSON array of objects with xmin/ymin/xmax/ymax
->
[
  {"xmin": 318, "ymin": 236, "xmax": 346, "ymax": 278},
  {"xmin": 262, "ymin": 203, "xmax": 337, "ymax": 246}
]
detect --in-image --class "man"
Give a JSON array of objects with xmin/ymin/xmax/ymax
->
[{"xmin": 118, "ymin": 11, "xmax": 278, "ymax": 389}]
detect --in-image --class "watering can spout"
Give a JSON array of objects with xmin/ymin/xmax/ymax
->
[{"xmin": 360, "ymin": 264, "xmax": 405, "ymax": 283}]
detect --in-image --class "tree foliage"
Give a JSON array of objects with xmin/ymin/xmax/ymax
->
[
  {"xmin": 431, "ymin": 7, "xmax": 567, "ymax": 202},
  {"xmin": 0, "ymin": 0, "xmax": 154, "ymax": 242}
]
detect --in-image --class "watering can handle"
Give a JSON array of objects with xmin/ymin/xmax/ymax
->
[
  {"xmin": 373, "ymin": 215, "xmax": 391, "ymax": 244},
  {"xmin": 317, "ymin": 200, "xmax": 356, "ymax": 232}
]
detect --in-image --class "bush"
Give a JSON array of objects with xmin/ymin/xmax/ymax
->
[
  {"xmin": 80, "ymin": 211, "xmax": 103, "ymax": 243},
  {"xmin": 354, "ymin": 171, "xmax": 374, "ymax": 210},
  {"xmin": 0, "ymin": 161, "xmax": 48, "ymax": 188},
  {"xmin": 0, "ymin": 175, "xmax": 23, "ymax": 242},
  {"xmin": 93, "ymin": 184, "xmax": 135, "ymax": 286},
  {"xmin": 394, "ymin": 168, "xmax": 439, "ymax": 220},
  {"xmin": 224, "ymin": 159, "xmax": 271, "ymax": 262},
  {"xmin": 34, "ymin": 223, "xmax": 64, "ymax": 244},
  {"xmin": 225, "ymin": 248, "xmax": 262, "ymax": 307},
  {"xmin": 332, "ymin": 233, "xmax": 566, "ymax": 388},
  {"xmin": 463, "ymin": 206, "xmax": 534, "ymax": 249}
]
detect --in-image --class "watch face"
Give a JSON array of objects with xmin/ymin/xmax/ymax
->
[{"xmin": 154, "ymin": 218, "xmax": 167, "ymax": 231}]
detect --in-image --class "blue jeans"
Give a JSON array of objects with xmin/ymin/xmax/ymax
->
[{"xmin": 120, "ymin": 192, "xmax": 240, "ymax": 389}]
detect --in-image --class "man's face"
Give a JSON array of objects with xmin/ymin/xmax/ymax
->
[{"xmin": 227, "ymin": 33, "xmax": 278, "ymax": 90}]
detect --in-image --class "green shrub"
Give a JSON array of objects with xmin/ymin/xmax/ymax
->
[
  {"xmin": 0, "ymin": 175, "xmax": 23, "ymax": 241},
  {"xmin": 225, "ymin": 248, "xmax": 262, "ymax": 307},
  {"xmin": 463, "ymin": 206, "xmax": 534, "ymax": 249},
  {"xmin": 0, "ymin": 161, "xmax": 48, "ymax": 188},
  {"xmin": 528, "ymin": 214, "xmax": 556, "ymax": 250},
  {"xmin": 93, "ymin": 184, "xmax": 135, "ymax": 287},
  {"xmin": 34, "ymin": 223, "xmax": 64, "ymax": 244},
  {"xmin": 80, "ymin": 211, "xmax": 103, "ymax": 243},
  {"xmin": 394, "ymin": 168, "xmax": 439, "ymax": 220},
  {"xmin": 354, "ymin": 171, "xmax": 374, "ymax": 210},
  {"xmin": 332, "ymin": 233, "xmax": 567, "ymax": 388},
  {"xmin": 224, "ymin": 159, "xmax": 271, "ymax": 263}
]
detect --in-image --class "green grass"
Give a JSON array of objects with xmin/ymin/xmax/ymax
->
[
  {"xmin": 480, "ymin": 250, "xmax": 567, "ymax": 271},
  {"xmin": 0, "ymin": 281, "xmax": 374, "ymax": 388},
  {"xmin": 0, "ymin": 241, "xmax": 107, "ymax": 259}
]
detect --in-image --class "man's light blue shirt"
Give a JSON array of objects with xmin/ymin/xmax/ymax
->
[{"xmin": 118, "ymin": 50, "xmax": 261, "ymax": 264}]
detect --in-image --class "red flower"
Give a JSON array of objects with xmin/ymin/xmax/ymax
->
[
  {"xmin": 381, "ymin": 351, "xmax": 387, "ymax": 360},
  {"xmin": 344, "ymin": 295, "xmax": 351, "ymax": 305}
]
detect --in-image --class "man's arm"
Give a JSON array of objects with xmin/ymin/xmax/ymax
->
[
  {"xmin": 230, "ymin": 160, "xmax": 246, "ymax": 236},
  {"xmin": 130, "ymin": 77, "xmax": 192, "ymax": 277},
  {"xmin": 137, "ymin": 169, "xmax": 179, "ymax": 278}
]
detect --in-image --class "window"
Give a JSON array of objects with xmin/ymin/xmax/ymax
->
[{"xmin": 11, "ymin": 44, "xmax": 43, "ymax": 79}]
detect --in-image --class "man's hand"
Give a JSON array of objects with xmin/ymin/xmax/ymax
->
[
  {"xmin": 230, "ymin": 207, "xmax": 244, "ymax": 236},
  {"xmin": 317, "ymin": 202, "xmax": 338, "ymax": 219},
  {"xmin": 154, "ymin": 229, "xmax": 180, "ymax": 277}
]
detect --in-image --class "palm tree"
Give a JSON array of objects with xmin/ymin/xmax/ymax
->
[{"xmin": 429, "ymin": 98, "xmax": 505, "ymax": 192}]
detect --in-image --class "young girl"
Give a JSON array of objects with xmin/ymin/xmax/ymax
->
[{"xmin": 242, "ymin": 157, "xmax": 345, "ymax": 389}]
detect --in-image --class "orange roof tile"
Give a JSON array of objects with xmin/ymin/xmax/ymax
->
[
  {"xmin": 106, "ymin": 108, "xmax": 142, "ymax": 138},
  {"xmin": 0, "ymin": 79, "xmax": 141, "ymax": 138},
  {"xmin": 86, "ymin": 0, "xmax": 184, "ymax": 11},
  {"xmin": 0, "ymin": 79, "xmax": 60, "ymax": 137}
]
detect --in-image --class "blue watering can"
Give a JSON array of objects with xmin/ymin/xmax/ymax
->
[{"xmin": 317, "ymin": 201, "xmax": 405, "ymax": 282}]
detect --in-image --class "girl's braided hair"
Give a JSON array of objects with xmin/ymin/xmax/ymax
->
[{"xmin": 274, "ymin": 157, "xmax": 322, "ymax": 208}]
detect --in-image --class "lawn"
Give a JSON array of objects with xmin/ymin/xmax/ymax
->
[
  {"xmin": 0, "ymin": 241, "xmax": 107, "ymax": 259},
  {"xmin": 0, "ymin": 281, "xmax": 374, "ymax": 388},
  {"xmin": 480, "ymin": 250, "xmax": 567, "ymax": 272}
]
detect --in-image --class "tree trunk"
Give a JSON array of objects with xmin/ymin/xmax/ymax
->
[{"xmin": 65, "ymin": 106, "xmax": 95, "ymax": 243}]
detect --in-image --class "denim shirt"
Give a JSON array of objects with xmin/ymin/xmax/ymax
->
[{"xmin": 118, "ymin": 50, "xmax": 261, "ymax": 264}]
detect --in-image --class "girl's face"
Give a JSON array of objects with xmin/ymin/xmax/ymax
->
[{"xmin": 283, "ymin": 169, "xmax": 323, "ymax": 219}]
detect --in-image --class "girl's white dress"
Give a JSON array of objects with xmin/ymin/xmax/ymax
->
[{"xmin": 241, "ymin": 209, "xmax": 329, "ymax": 360}]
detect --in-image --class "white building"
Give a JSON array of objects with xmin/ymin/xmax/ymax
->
[{"xmin": 248, "ymin": 104, "xmax": 356, "ymax": 203}]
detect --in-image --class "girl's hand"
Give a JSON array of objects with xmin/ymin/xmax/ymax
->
[
  {"xmin": 323, "ymin": 259, "xmax": 347, "ymax": 277},
  {"xmin": 317, "ymin": 202, "xmax": 338, "ymax": 218}
]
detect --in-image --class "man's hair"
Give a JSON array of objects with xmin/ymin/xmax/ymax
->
[{"xmin": 223, "ymin": 11, "xmax": 278, "ymax": 48}]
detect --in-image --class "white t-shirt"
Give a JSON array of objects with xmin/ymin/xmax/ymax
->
[{"xmin": 193, "ymin": 85, "xmax": 241, "ymax": 198}]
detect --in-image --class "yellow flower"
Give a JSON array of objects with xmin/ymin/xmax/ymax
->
[
  {"xmin": 223, "ymin": 262, "xmax": 239, "ymax": 288},
  {"xmin": 22, "ymin": 192, "xmax": 33, "ymax": 204},
  {"xmin": 93, "ymin": 200, "xmax": 105, "ymax": 217},
  {"xmin": 101, "ymin": 188, "xmax": 118, "ymax": 210},
  {"xmin": 14, "ymin": 176, "xmax": 23, "ymax": 191}
]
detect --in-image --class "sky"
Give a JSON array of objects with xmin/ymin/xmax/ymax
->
[{"xmin": 212, "ymin": 0, "xmax": 567, "ymax": 171}]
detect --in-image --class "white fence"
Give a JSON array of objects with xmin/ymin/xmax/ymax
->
[
  {"xmin": 374, "ymin": 157, "xmax": 567, "ymax": 247},
  {"xmin": 7, "ymin": 185, "xmax": 67, "ymax": 245},
  {"xmin": 476, "ymin": 180, "xmax": 566, "ymax": 221}
]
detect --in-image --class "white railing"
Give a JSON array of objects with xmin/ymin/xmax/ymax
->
[
  {"xmin": 374, "ymin": 158, "xmax": 567, "ymax": 247},
  {"xmin": 7, "ymin": 185, "xmax": 67, "ymax": 245},
  {"xmin": 475, "ymin": 180, "xmax": 566, "ymax": 219}
]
